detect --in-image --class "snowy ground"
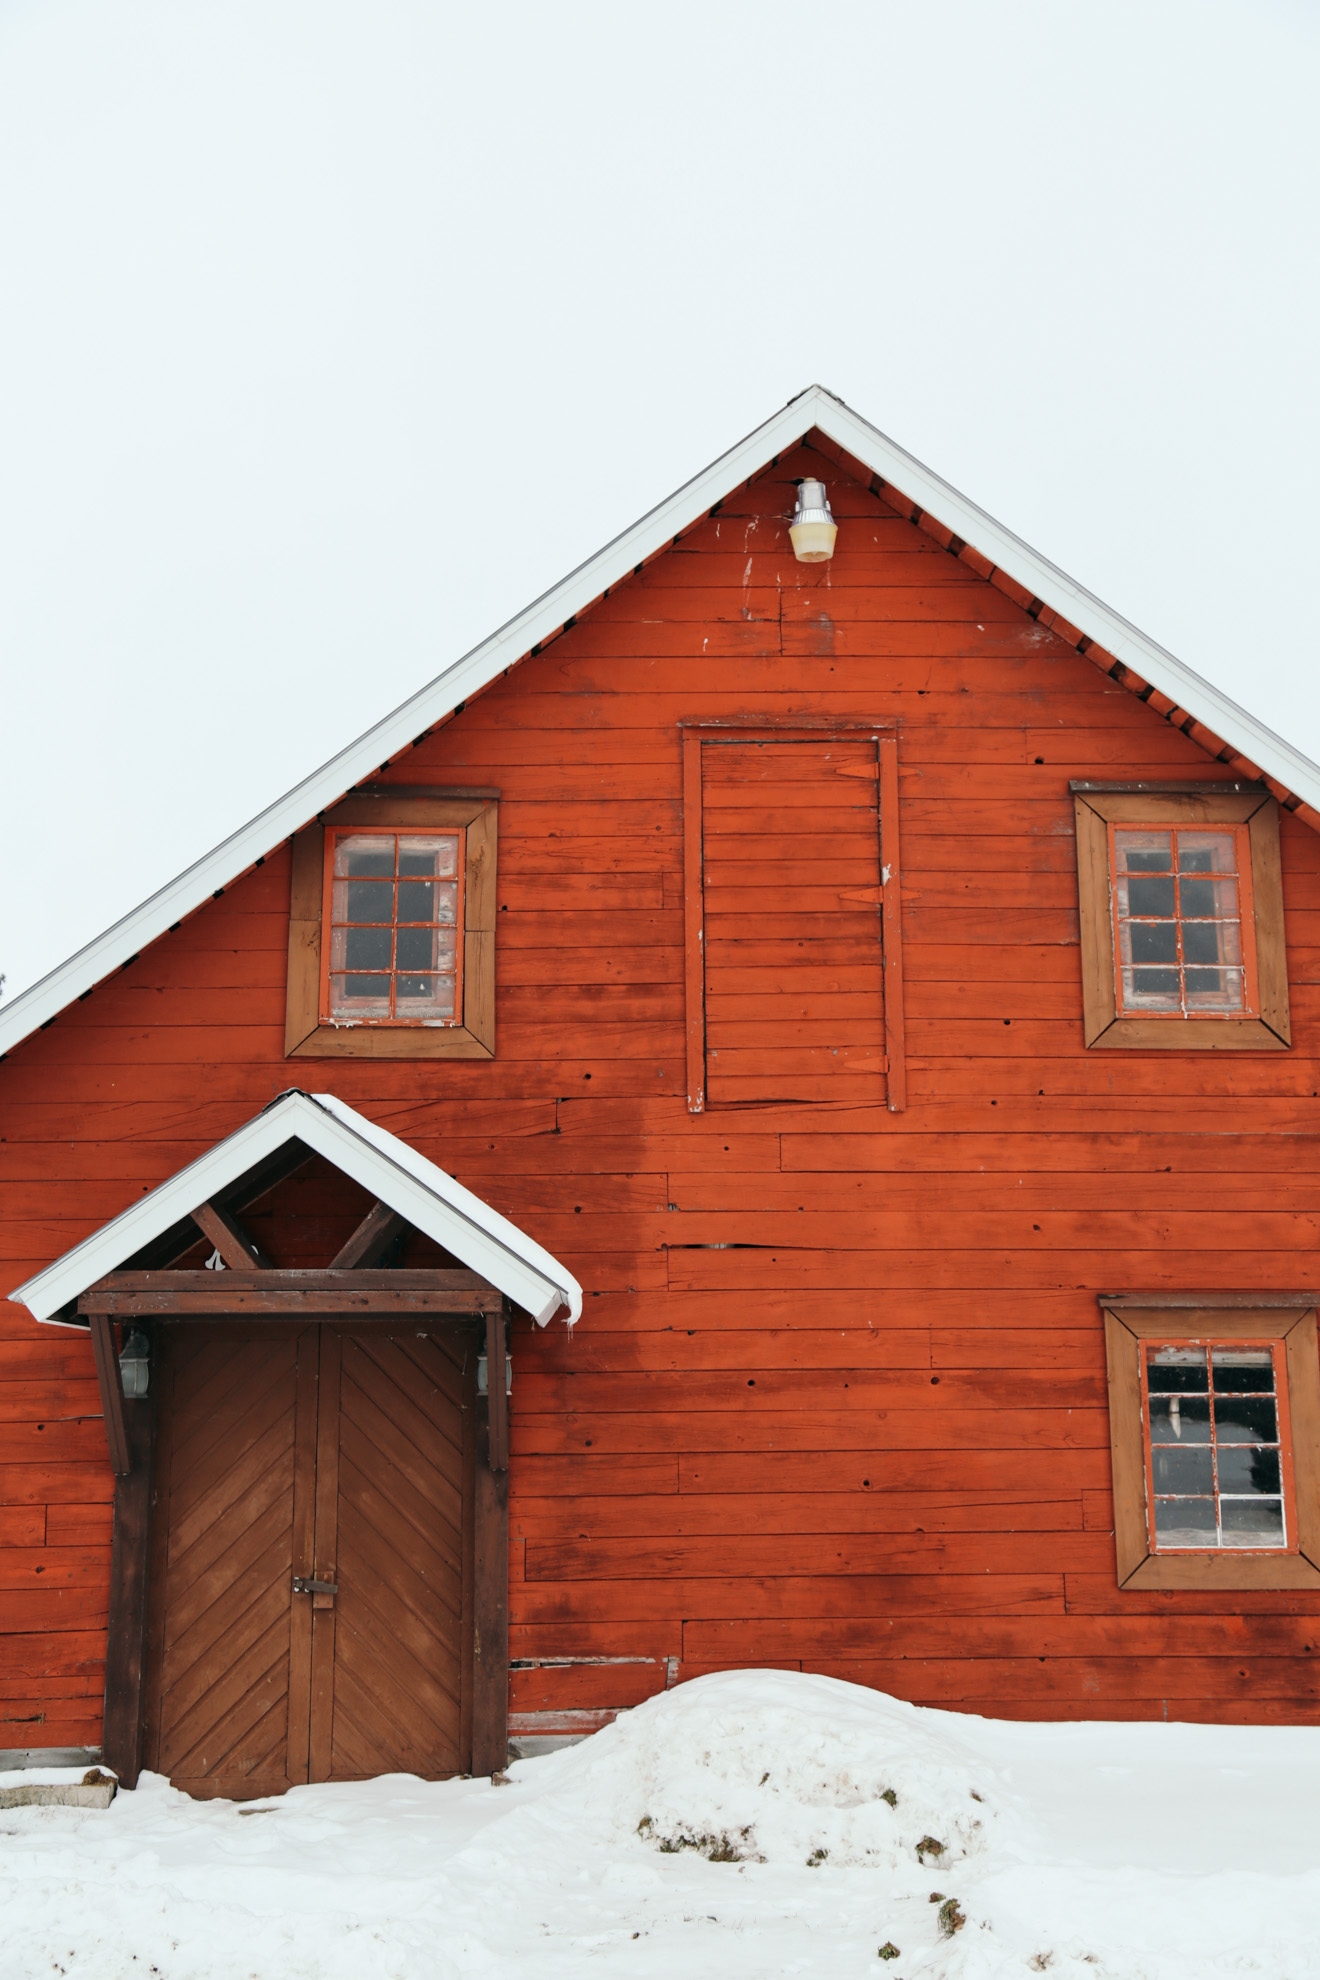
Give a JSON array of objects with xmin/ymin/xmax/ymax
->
[{"xmin": 4, "ymin": 1670, "xmax": 1320, "ymax": 1980}]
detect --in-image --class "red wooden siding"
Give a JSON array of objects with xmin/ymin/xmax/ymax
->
[{"xmin": 6, "ymin": 434, "xmax": 1320, "ymax": 1749}]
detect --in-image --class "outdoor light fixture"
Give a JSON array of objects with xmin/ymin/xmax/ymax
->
[
  {"xmin": 789, "ymin": 478, "xmax": 837, "ymax": 563},
  {"xmin": 119, "ymin": 1327, "xmax": 150, "ymax": 1399}
]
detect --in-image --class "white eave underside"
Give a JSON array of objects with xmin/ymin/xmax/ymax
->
[
  {"xmin": 7, "ymin": 1089, "xmax": 583, "ymax": 1328},
  {"xmin": 2, "ymin": 382, "xmax": 1317, "ymax": 1060}
]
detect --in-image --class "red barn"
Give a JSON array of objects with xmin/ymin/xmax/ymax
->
[{"xmin": 5, "ymin": 385, "xmax": 1320, "ymax": 1797}]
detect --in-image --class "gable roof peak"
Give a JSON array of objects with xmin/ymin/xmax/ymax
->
[{"xmin": 2, "ymin": 385, "xmax": 1316, "ymax": 1059}]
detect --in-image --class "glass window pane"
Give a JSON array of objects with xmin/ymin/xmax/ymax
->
[
  {"xmin": 1215, "ymin": 1445, "xmax": 1281, "ymax": 1495},
  {"xmin": 340, "ymin": 925, "xmax": 392, "ymax": 972},
  {"xmin": 1180, "ymin": 876, "xmax": 1238, "ymax": 921},
  {"xmin": 1149, "ymin": 1395, "xmax": 1212, "ymax": 1443},
  {"xmin": 396, "ymin": 925, "xmax": 436, "ymax": 971},
  {"xmin": 1221, "ymin": 1499, "xmax": 1285, "ymax": 1547},
  {"xmin": 399, "ymin": 833, "xmax": 459, "ymax": 878},
  {"xmin": 1123, "ymin": 967, "xmax": 1181, "ymax": 1007},
  {"xmin": 1154, "ymin": 1498, "xmax": 1218, "ymax": 1545},
  {"xmin": 1148, "ymin": 1349, "xmax": 1209, "ymax": 1392},
  {"xmin": 396, "ymin": 880, "xmax": 436, "ymax": 923},
  {"xmin": 1116, "ymin": 832, "xmax": 1173, "ymax": 873},
  {"xmin": 1213, "ymin": 1396, "xmax": 1278, "ymax": 1444},
  {"xmin": 334, "ymin": 832, "xmax": 395, "ymax": 878},
  {"xmin": 1211, "ymin": 1349, "xmax": 1276, "ymax": 1391},
  {"xmin": 1184, "ymin": 968, "xmax": 1244, "ymax": 1011},
  {"xmin": 1120, "ymin": 875, "xmax": 1177, "ymax": 918},
  {"xmin": 335, "ymin": 878, "xmax": 394, "ymax": 925},
  {"xmin": 328, "ymin": 975, "xmax": 391, "ymax": 1016},
  {"xmin": 1151, "ymin": 1445, "xmax": 1214, "ymax": 1494},
  {"xmin": 1178, "ymin": 832, "xmax": 1237, "ymax": 875},
  {"xmin": 1129, "ymin": 922, "xmax": 1179, "ymax": 965}
]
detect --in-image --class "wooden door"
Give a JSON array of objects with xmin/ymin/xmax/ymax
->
[{"xmin": 142, "ymin": 1323, "xmax": 474, "ymax": 1798}]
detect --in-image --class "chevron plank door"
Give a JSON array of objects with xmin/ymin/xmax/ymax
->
[
  {"xmin": 309, "ymin": 1329, "xmax": 474, "ymax": 1781},
  {"xmin": 143, "ymin": 1323, "xmax": 474, "ymax": 1798}
]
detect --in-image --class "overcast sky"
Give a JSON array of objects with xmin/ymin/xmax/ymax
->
[{"xmin": 2, "ymin": 0, "xmax": 1318, "ymax": 1004}]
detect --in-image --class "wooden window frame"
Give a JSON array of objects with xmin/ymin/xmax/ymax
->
[
  {"xmin": 320, "ymin": 824, "xmax": 467, "ymax": 1028},
  {"xmin": 680, "ymin": 719, "xmax": 906, "ymax": 1114},
  {"xmin": 1073, "ymin": 783, "xmax": 1289, "ymax": 1049},
  {"xmin": 1100, "ymin": 1295, "xmax": 1320, "ymax": 1590},
  {"xmin": 286, "ymin": 791, "xmax": 497, "ymax": 1059}
]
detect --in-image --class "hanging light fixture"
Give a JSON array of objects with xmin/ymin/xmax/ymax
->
[{"xmin": 789, "ymin": 478, "xmax": 838, "ymax": 563}]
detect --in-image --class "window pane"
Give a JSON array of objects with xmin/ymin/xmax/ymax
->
[
  {"xmin": 399, "ymin": 834, "xmax": 459, "ymax": 879},
  {"xmin": 1216, "ymin": 1445, "xmax": 1281, "ymax": 1495},
  {"xmin": 1154, "ymin": 1498, "xmax": 1217, "ymax": 1545},
  {"xmin": 1184, "ymin": 968, "xmax": 1244, "ymax": 1011},
  {"xmin": 1151, "ymin": 1445, "xmax": 1214, "ymax": 1493},
  {"xmin": 1128, "ymin": 922, "xmax": 1179, "ymax": 965},
  {"xmin": 339, "ymin": 926, "xmax": 392, "ymax": 972},
  {"xmin": 1213, "ymin": 1396, "xmax": 1279, "ymax": 1444},
  {"xmin": 328, "ymin": 975, "xmax": 391, "ymax": 1017},
  {"xmin": 1178, "ymin": 832, "xmax": 1237, "ymax": 875},
  {"xmin": 1121, "ymin": 875, "xmax": 1177, "ymax": 918},
  {"xmin": 334, "ymin": 833, "xmax": 394, "ymax": 878},
  {"xmin": 1186, "ymin": 920, "xmax": 1243, "ymax": 967},
  {"xmin": 1123, "ymin": 967, "xmax": 1180, "ymax": 1008},
  {"xmin": 1211, "ymin": 1349, "xmax": 1275, "ymax": 1390},
  {"xmin": 1148, "ymin": 1349, "xmax": 1209, "ymax": 1392},
  {"xmin": 1149, "ymin": 1395, "xmax": 1212, "ymax": 1442},
  {"xmin": 396, "ymin": 880, "xmax": 436, "ymax": 924},
  {"xmin": 334, "ymin": 878, "xmax": 394, "ymax": 925},
  {"xmin": 396, "ymin": 976, "xmax": 456, "ymax": 1016},
  {"xmin": 395, "ymin": 926, "xmax": 436, "ymax": 971},
  {"xmin": 1116, "ymin": 832, "xmax": 1173, "ymax": 873},
  {"xmin": 1180, "ymin": 875, "xmax": 1238, "ymax": 921},
  {"xmin": 1221, "ymin": 1499, "xmax": 1285, "ymax": 1547}
]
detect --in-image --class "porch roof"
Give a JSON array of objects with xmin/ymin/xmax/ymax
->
[{"xmin": 8, "ymin": 1088, "xmax": 583, "ymax": 1329}]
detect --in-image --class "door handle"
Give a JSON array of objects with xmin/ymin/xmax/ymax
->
[{"xmin": 292, "ymin": 1576, "xmax": 339, "ymax": 1596}]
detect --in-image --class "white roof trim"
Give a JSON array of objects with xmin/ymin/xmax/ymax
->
[
  {"xmin": 3, "ymin": 381, "xmax": 1317, "ymax": 1060},
  {"xmin": 7, "ymin": 1088, "xmax": 583, "ymax": 1328}
]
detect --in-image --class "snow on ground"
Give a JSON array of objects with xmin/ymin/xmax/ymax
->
[{"xmin": 4, "ymin": 1669, "xmax": 1320, "ymax": 1979}]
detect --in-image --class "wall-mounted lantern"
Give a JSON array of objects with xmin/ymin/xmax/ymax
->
[
  {"xmin": 119, "ymin": 1327, "xmax": 150, "ymax": 1399},
  {"xmin": 789, "ymin": 478, "xmax": 838, "ymax": 563}
]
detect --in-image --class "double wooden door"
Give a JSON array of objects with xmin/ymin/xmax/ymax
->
[{"xmin": 141, "ymin": 1322, "xmax": 475, "ymax": 1798}]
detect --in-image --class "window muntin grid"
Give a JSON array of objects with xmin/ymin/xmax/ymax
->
[
  {"xmin": 1110, "ymin": 824, "xmax": 1259, "ymax": 1018},
  {"xmin": 320, "ymin": 829, "xmax": 464, "ymax": 1025},
  {"xmin": 1143, "ymin": 1341, "xmax": 1293, "ymax": 1551}
]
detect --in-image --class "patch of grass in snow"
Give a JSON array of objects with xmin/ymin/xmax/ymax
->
[
  {"xmin": 636, "ymin": 1814, "xmax": 760, "ymax": 1863},
  {"xmin": 936, "ymin": 1897, "xmax": 966, "ymax": 1939}
]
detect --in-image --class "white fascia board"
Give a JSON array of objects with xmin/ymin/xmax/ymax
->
[
  {"xmin": 3, "ymin": 383, "xmax": 1317, "ymax": 1062},
  {"xmin": 303, "ymin": 1093, "xmax": 582, "ymax": 1324},
  {"xmin": 808, "ymin": 395, "xmax": 1320, "ymax": 813},
  {"xmin": 8, "ymin": 1090, "xmax": 581, "ymax": 1327}
]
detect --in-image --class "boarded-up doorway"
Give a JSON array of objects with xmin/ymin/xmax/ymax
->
[{"xmin": 140, "ymin": 1323, "xmax": 475, "ymax": 1799}]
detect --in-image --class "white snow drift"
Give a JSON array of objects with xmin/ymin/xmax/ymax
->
[{"xmin": 4, "ymin": 1669, "xmax": 1320, "ymax": 1979}]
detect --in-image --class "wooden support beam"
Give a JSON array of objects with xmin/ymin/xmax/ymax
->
[
  {"xmin": 471, "ymin": 1405, "xmax": 509, "ymax": 1776},
  {"xmin": 330, "ymin": 1200, "xmax": 406, "ymax": 1269},
  {"xmin": 88, "ymin": 1312, "xmax": 130, "ymax": 1476},
  {"xmin": 191, "ymin": 1199, "xmax": 273, "ymax": 1270},
  {"xmin": 485, "ymin": 1307, "xmax": 509, "ymax": 1473},
  {"xmin": 79, "ymin": 1268, "xmax": 503, "ymax": 1317},
  {"xmin": 101, "ymin": 1397, "xmax": 154, "ymax": 1786}
]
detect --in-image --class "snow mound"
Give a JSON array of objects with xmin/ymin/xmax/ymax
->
[{"xmin": 518, "ymin": 1668, "xmax": 1004, "ymax": 1871}]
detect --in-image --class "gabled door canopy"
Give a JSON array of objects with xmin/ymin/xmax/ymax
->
[{"xmin": 9, "ymin": 1088, "xmax": 583, "ymax": 1330}]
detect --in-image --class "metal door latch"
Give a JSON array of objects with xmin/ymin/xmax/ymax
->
[{"xmin": 292, "ymin": 1576, "xmax": 339, "ymax": 1596}]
